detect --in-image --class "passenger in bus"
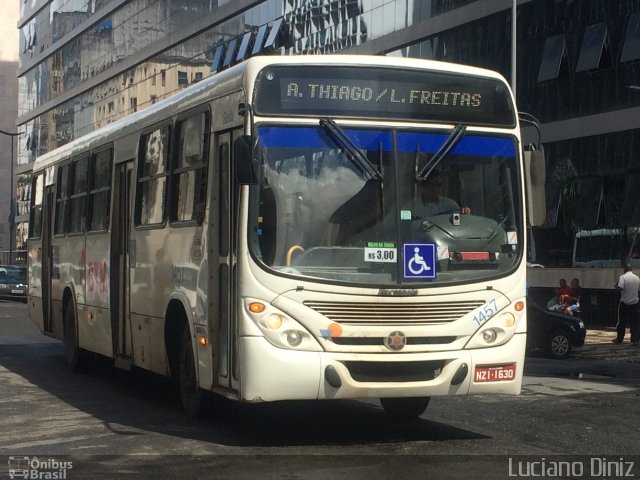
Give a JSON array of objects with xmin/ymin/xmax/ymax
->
[{"xmin": 412, "ymin": 173, "xmax": 471, "ymax": 218}]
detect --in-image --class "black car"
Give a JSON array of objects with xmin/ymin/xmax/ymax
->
[
  {"xmin": 0, "ymin": 265, "xmax": 28, "ymax": 302},
  {"xmin": 526, "ymin": 296, "xmax": 586, "ymax": 359}
]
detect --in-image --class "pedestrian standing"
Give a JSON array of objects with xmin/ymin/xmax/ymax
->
[{"xmin": 613, "ymin": 264, "xmax": 640, "ymax": 346}]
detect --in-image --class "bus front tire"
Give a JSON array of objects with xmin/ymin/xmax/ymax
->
[
  {"xmin": 63, "ymin": 303, "xmax": 81, "ymax": 372},
  {"xmin": 380, "ymin": 396, "xmax": 430, "ymax": 421},
  {"xmin": 178, "ymin": 325, "xmax": 203, "ymax": 417}
]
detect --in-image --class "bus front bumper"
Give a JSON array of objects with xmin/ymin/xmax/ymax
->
[{"xmin": 238, "ymin": 333, "xmax": 526, "ymax": 402}]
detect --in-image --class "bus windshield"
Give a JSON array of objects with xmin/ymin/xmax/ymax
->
[{"xmin": 249, "ymin": 125, "xmax": 521, "ymax": 286}]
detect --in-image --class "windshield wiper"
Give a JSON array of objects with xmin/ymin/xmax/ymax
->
[
  {"xmin": 416, "ymin": 124, "xmax": 467, "ymax": 181},
  {"xmin": 320, "ymin": 118, "xmax": 382, "ymax": 181}
]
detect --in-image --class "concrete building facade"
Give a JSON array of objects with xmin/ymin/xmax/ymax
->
[
  {"xmin": 14, "ymin": 0, "xmax": 640, "ymax": 268},
  {"xmin": 0, "ymin": 2, "xmax": 19, "ymax": 265}
]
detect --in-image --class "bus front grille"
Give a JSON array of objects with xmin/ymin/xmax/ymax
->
[
  {"xmin": 304, "ymin": 300, "xmax": 484, "ymax": 325},
  {"xmin": 332, "ymin": 336, "xmax": 457, "ymax": 346},
  {"xmin": 342, "ymin": 360, "xmax": 446, "ymax": 382}
]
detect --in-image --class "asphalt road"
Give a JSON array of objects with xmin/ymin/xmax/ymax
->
[{"xmin": 1, "ymin": 300, "xmax": 639, "ymax": 479}]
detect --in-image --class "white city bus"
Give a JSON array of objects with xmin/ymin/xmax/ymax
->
[{"xmin": 28, "ymin": 55, "xmax": 540, "ymax": 419}]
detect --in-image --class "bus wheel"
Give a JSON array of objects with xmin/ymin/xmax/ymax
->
[
  {"xmin": 178, "ymin": 325, "xmax": 203, "ymax": 417},
  {"xmin": 380, "ymin": 397, "xmax": 430, "ymax": 421},
  {"xmin": 63, "ymin": 303, "xmax": 81, "ymax": 371}
]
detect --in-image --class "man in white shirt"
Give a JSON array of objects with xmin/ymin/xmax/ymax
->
[{"xmin": 613, "ymin": 264, "xmax": 640, "ymax": 346}]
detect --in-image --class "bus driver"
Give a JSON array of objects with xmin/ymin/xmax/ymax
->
[{"xmin": 411, "ymin": 172, "xmax": 471, "ymax": 218}]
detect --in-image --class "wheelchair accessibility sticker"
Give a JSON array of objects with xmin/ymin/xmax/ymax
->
[{"xmin": 403, "ymin": 244, "xmax": 436, "ymax": 279}]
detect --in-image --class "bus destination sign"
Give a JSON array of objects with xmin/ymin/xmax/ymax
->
[
  {"xmin": 254, "ymin": 66, "xmax": 515, "ymax": 126},
  {"xmin": 283, "ymin": 79, "xmax": 482, "ymax": 111}
]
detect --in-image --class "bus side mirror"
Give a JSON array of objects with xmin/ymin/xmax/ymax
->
[
  {"xmin": 524, "ymin": 148, "xmax": 546, "ymax": 227},
  {"xmin": 235, "ymin": 135, "xmax": 259, "ymax": 185}
]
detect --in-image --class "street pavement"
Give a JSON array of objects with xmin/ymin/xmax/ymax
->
[
  {"xmin": 523, "ymin": 327, "xmax": 640, "ymax": 391},
  {"xmin": 575, "ymin": 328, "xmax": 640, "ymax": 363}
]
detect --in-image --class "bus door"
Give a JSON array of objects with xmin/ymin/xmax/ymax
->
[
  {"xmin": 111, "ymin": 160, "xmax": 133, "ymax": 366},
  {"xmin": 214, "ymin": 130, "xmax": 241, "ymax": 391},
  {"xmin": 41, "ymin": 185, "xmax": 55, "ymax": 334}
]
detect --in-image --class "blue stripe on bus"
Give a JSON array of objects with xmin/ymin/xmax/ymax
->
[
  {"xmin": 258, "ymin": 127, "xmax": 515, "ymax": 157},
  {"xmin": 258, "ymin": 127, "xmax": 393, "ymax": 150},
  {"xmin": 397, "ymin": 133, "xmax": 516, "ymax": 157}
]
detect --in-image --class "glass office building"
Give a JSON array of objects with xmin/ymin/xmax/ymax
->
[{"xmin": 16, "ymin": 0, "xmax": 640, "ymax": 266}]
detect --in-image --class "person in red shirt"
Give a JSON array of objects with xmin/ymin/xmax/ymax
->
[{"xmin": 557, "ymin": 278, "xmax": 572, "ymax": 304}]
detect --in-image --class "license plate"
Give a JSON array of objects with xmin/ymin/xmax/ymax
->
[
  {"xmin": 11, "ymin": 290, "xmax": 23, "ymax": 294},
  {"xmin": 474, "ymin": 363, "xmax": 516, "ymax": 383},
  {"xmin": 0, "ymin": 284, "xmax": 6, "ymax": 289}
]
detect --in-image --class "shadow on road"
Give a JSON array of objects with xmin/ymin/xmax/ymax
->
[{"xmin": 0, "ymin": 342, "xmax": 490, "ymax": 448}]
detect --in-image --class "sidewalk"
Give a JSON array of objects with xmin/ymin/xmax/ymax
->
[{"xmin": 573, "ymin": 328, "xmax": 640, "ymax": 363}]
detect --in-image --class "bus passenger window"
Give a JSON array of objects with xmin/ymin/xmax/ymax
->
[
  {"xmin": 54, "ymin": 164, "xmax": 70, "ymax": 235},
  {"xmin": 88, "ymin": 148, "xmax": 112, "ymax": 231},
  {"xmin": 136, "ymin": 126, "xmax": 169, "ymax": 226},
  {"xmin": 30, "ymin": 173, "xmax": 44, "ymax": 238},
  {"xmin": 69, "ymin": 156, "xmax": 89, "ymax": 233},
  {"xmin": 171, "ymin": 111, "xmax": 209, "ymax": 225}
]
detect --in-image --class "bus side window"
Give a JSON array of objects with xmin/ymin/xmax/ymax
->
[
  {"xmin": 69, "ymin": 156, "xmax": 89, "ymax": 234},
  {"xmin": 136, "ymin": 126, "xmax": 170, "ymax": 226},
  {"xmin": 171, "ymin": 111, "xmax": 210, "ymax": 225},
  {"xmin": 54, "ymin": 164, "xmax": 70, "ymax": 235},
  {"xmin": 29, "ymin": 174, "xmax": 44, "ymax": 239},
  {"xmin": 88, "ymin": 148, "xmax": 112, "ymax": 231}
]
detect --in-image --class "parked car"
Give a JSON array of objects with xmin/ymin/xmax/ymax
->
[
  {"xmin": 526, "ymin": 296, "xmax": 586, "ymax": 359},
  {"xmin": 0, "ymin": 265, "xmax": 28, "ymax": 302}
]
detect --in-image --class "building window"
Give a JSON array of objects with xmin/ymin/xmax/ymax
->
[
  {"xmin": 88, "ymin": 148, "xmax": 112, "ymax": 231},
  {"xmin": 171, "ymin": 111, "xmax": 210, "ymax": 224},
  {"xmin": 130, "ymin": 97, "xmax": 137, "ymax": 112},
  {"xmin": 211, "ymin": 45, "xmax": 224, "ymax": 71},
  {"xmin": 223, "ymin": 38, "xmax": 238, "ymax": 68},
  {"xmin": 178, "ymin": 71, "xmax": 188, "ymax": 87},
  {"xmin": 537, "ymin": 34, "xmax": 568, "ymax": 82},
  {"xmin": 161, "ymin": 70, "xmax": 166, "ymax": 86},
  {"xmin": 135, "ymin": 126, "xmax": 169, "ymax": 226},
  {"xmin": 621, "ymin": 12, "xmax": 640, "ymax": 63},
  {"xmin": 576, "ymin": 23, "xmax": 610, "ymax": 72}
]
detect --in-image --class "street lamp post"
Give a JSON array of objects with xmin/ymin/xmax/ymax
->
[{"xmin": 0, "ymin": 129, "xmax": 19, "ymax": 265}]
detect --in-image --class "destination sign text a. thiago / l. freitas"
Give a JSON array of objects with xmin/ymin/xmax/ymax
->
[{"xmin": 283, "ymin": 80, "xmax": 483, "ymax": 109}]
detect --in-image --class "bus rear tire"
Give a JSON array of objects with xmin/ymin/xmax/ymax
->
[
  {"xmin": 63, "ymin": 302, "xmax": 81, "ymax": 372},
  {"xmin": 179, "ymin": 325, "xmax": 203, "ymax": 417},
  {"xmin": 380, "ymin": 397, "xmax": 430, "ymax": 421}
]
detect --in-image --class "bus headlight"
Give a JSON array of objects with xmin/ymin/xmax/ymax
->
[
  {"xmin": 482, "ymin": 329, "xmax": 498, "ymax": 343},
  {"xmin": 244, "ymin": 298, "xmax": 322, "ymax": 352},
  {"xmin": 465, "ymin": 311, "xmax": 521, "ymax": 350},
  {"xmin": 264, "ymin": 314, "xmax": 283, "ymax": 330},
  {"xmin": 285, "ymin": 330, "xmax": 303, "ymax": 347}
]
